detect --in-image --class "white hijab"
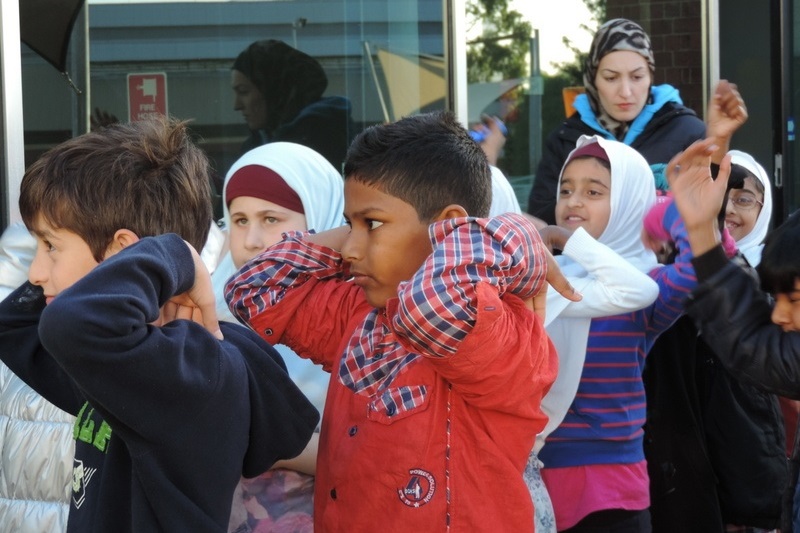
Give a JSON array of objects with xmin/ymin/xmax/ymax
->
[
  {"xmin": 536, "ymin": 135, "xmax": 658, "ymax": 453},
  {"xmin": 211, "ymin": 142, "xmax": 344, "ymax": 322},
  {"xmin": 489, "ymin": 165, "xmax": 522, "ymax": 216},
  {"xmin": 211, "ymin": 142, "xmax": 346, "ymax": 319},
  {"xmin": 211, "ymin": 142, "xmax": 345, "ymax": 421},
  {"xmin": 728, "ymin": 150, "xmax": 772, "ymax": 267}
]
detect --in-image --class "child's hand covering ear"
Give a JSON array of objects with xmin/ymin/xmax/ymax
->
[{"xmin": 162, "ymin": 241, "xmax": 224, "ymax": 340}]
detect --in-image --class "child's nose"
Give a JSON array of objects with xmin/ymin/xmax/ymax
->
[
  {"xmin": 771, "ymin": 300, "xmax": 792, "ymax": 329},
  {"xmin": 245, "ymin": 226, "xmax": 264, "ymax": 250},
  {"xmin": 341, "ymin": 229, "xmax": 362, "ymax": 262},
  {"xmin": 27, "ymin": 250, "xmax": 48, "ymax": 287},
  {"xmin": 567, "ymin": 193, "xmax": 584, "ymax": 207}
]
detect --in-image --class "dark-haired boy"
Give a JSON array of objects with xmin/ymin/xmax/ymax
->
[
  {"xmin": 0, "ymin": 117, "xmax": 319, "ymax": 532},
  {"xmin": 227, "ymin": 111, "xmax": 565, "ymax": 532}
]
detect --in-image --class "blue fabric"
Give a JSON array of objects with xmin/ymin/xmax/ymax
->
[
  {"xmin": 794, "ymin": 481, "xmax": 800, "ymax": 533},
  {"xmin": 573, "ymin": 84, "xmax": 683, "ymax": 145}
]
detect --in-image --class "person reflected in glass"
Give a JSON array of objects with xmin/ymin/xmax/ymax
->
[{"xmin": 231, "ymin": 39, "xmax": 356, "ymax": 172}]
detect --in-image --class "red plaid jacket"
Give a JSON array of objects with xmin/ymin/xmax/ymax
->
[{"xmin": 227, "ymin": 213, "xmax": 557, "ymax": 533}]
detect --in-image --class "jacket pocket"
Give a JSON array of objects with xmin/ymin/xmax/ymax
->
[{"xmin": 366, "ymin": 385, "xmax": 431, "ymax": 425}]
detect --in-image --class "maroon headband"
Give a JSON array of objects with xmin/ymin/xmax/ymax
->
[
  {"xmin": 225, "ymin": 165, "xmax": 305, "ymax": 214},
  {"xmin": 567, "ymin": 141, "xmax": 610, "ymax": 166}
]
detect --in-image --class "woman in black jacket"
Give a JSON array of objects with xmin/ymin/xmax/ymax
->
[{"xmin": 526, "ymin": 18, "xmax": 705, "ymax": 224}]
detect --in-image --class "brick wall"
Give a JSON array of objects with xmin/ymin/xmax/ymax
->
[{"xmin": 606, "ymin": 0, "xmax": 705, "ymax": 116}]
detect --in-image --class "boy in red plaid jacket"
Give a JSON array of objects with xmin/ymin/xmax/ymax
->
[{"xmin": 227, "ymin": 111, "xmax": 565, "ymax": 532}]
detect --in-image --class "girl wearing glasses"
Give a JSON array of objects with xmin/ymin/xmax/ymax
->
[{"xmin": 725, "ymin": 150, "xmax": 773, "ymax": 266}]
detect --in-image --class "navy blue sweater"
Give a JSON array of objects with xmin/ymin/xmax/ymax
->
[{"xmin": 0, "ymin": 234, "xmax": 319, "ymax": 532}]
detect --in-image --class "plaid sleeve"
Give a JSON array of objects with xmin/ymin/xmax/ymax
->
[
  {"xmin": 392, "ymin": 212, "xmax": 548, "ymax": 358},
  {"xmin": 225, "ymin": 231, "xmax": 346, "ymax": 324}
]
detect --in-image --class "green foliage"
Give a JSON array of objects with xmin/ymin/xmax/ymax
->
[
  {"xmin": 466, "ymin": 0, "xmax": 532, "ymax": 83},
  {"xmin": 551, "ymin": 0, "xmax": 607, "ymax": 85},
  {"xmin": 466, "ymin": 0, "xmax": 608, "ymax": 183}
]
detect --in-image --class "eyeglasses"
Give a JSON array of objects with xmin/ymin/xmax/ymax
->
[{"xmin": 729, "ymin": 194, "xmax": 764, "ymax": 211}]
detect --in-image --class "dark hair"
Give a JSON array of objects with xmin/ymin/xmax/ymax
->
[
  {"xmin": 758, "ymin": 210, "xmax": 800, "ymax": 294},
  {"xmin": 343, "ymin": 111, "xmax": 491, "ymax": 219},
  {"xmin": 233, "ymin": 39, "xmax": 327, "ymax": 134},
  {"xmin": 737, "ymin": 166, "xmax": 765, "ymax": 196},
  {"xmin": 20, "ymin": 116, "xmax": 213, "ymax": 260}
]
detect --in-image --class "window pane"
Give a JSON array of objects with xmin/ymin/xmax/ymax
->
[{"xmin": 85, "ymin": 0, "xmax": 446, "ymax": 220}]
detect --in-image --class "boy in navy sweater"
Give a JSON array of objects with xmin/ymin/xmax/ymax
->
[{"xmin": 0, "ymin": 117, "xmax": 319, "ymax": 532}]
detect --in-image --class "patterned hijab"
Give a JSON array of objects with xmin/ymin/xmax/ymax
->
[{"xmin": 584, "ymin": 19, "xmax": 655, "ymax": 140}]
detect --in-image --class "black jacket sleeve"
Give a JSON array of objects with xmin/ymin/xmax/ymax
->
[{"xmin": 686, "ymin": 249, "xmax": 800, "ymax": 399}]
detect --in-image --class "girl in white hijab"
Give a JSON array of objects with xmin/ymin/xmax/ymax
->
[
  {"xmin": 527, "ymin": 135, "xmax": 668, "ymax": 532},
  {"xmin": 536, "ymin": 134, "xmax": 700, "ymax": 531},
  {"xmin": 725, "ymin": 150, "xmax": 773, "ymax": 266},
  {"xmin": 211, "ymin": 142, "xmax": 344, "ymax": 533},
  {"xmin": 212, "ymin": 142, "xmax": 345, "ymax": 321}
]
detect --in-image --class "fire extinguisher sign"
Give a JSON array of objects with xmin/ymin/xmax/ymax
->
[{"xmin": 127, "ymin": 73, "xmax": 168, "ymax": 122}]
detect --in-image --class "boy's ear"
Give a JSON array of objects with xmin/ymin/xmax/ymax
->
[
  {"xmin": 104, "ymin": 229, "xmax": 140, "ymax": 259},
  {"xmin": 432, "ymin": 204, "xmax": 468, "ymax": 222}
]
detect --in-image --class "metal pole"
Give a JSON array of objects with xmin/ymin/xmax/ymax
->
[
  {"xmin": 529, "ymin": 29, "xmax": 542, "ymax": 176},
  {"xmin": 0, "ymin": 0, "xmax": 24, "ymax": 226},
  {"xmin": 445, "ymin": 0, "xmax": 468, "ymax": 127}
]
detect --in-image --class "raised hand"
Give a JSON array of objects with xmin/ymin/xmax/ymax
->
[
  {"xmin": 666, "ymin": 137, "xmax": 732, "ymax": 255},
  {"xmin": 521, "ymin": 246, "xmax": 582, "ymax": 323},
  {"xmin": 706, "ymin": 80, "xmax": 748, "ymax": 162}
]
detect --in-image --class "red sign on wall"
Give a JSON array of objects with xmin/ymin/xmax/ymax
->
[{"xmin": 127, "ymin": 73, "xmax": 168, "ymax": 122}]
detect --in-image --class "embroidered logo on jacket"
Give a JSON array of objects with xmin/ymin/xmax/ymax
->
[
  {"xmin": 397, "ymin": 468, "xmax": 436, "ymax": 507},
  {"xmin": 72, "ymin": 459, "xmax": 97, "ymax": 509}
]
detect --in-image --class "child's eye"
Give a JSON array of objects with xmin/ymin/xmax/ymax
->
[
  {"xmin": 367, "ymin": 219, "xmax": 383, "ymax": 230},
  {"xmin": 588, "ymin": 189, "xmax": 604, "ymax": 197},
  {"xmin": 42, "ymin": 240, "xmax": 55, "ymax": 253},
  {"xmin": 558, "ymin": 188, "xmax": 573, "ymax": 197}
]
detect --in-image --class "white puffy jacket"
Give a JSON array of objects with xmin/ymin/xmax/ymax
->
[{"xmin": 0, "ymin": 223, "xmax": 73, "ymax": 533}]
